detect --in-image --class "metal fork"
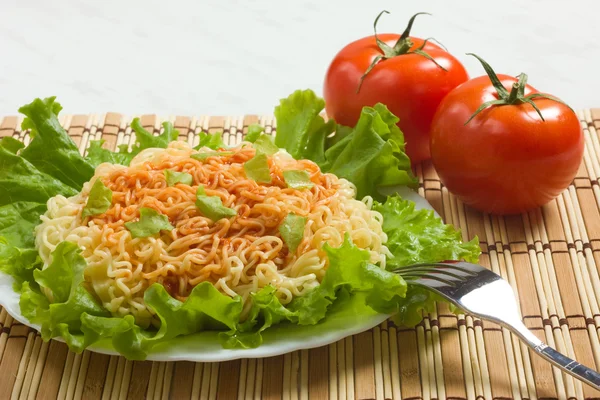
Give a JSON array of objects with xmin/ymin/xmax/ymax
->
[{"xmin": 395, "ymin": 261, "xmax": 600, "ymax": 391}]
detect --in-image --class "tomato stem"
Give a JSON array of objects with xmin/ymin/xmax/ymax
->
[
  {"xmin": 420, "ymin": 37, "xmax": 448, "ymax": 52},
  {"xmin": 464, "ymin": 54, "xmax": 574, "ymax": 124},
  {"xmin": 393, "ymin": 12, "xmax": 431, "ymax": 49},
  {"xmin": 394, "ymin": 40, "xmax": 413, "ymax": 54},
  {"xmin": 506, "ymin": 73, "xmax": 528, "ymax": 104},
  {"xmin": 515, "ymin": 73, "xmax": 528, "ymax": 97},
  {"xmin": 507, "ymin": 83, "xmax": 520, "ymax": 103},
  {"xmin": 356, "ymin": 11, "xmax": 447, "ymax": 93}
]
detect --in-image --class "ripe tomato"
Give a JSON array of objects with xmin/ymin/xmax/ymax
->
[
  {"xmin": 430, "ymin": 55, "xmax": 584, "ymax": 215},
  {"xmin": 323, "ymin": 12, "xmax": 469, "ymax": 164}
]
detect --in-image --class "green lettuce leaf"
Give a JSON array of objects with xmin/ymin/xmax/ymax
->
[
  {"xmin": 20, "ymin": 97, "xmax": 62, "ymax": 132},
  {"xmin": 291, "ymin": 235, "xmax": 407, "ymax": 323},
  {"xmin": 0, "ymin": 175, "xmax": 51, "ymax": 291},
  {"xmin": 33, "ymin": 242, "xmax": 86, "ymax": 303},
  {"xmin": 253, "ymin": 134, "xmax": 279, "ymax": 156},
  {"xmin": 243, "ymin": 153, "xmax": 272, "ymax": 183},
  {"xmin": 164, "ymin": 170, "xmax": 193, "ymax": 187},
  {"xmin": 78, "ymin": 282, "xmax": 244, "ymax": 360},
  {"xmin": 274, "ymin": 89, "xmax": 335, "ymax": 164},
  {"xmin": 131, "ymin": 119, "xmax": 179, "ymax": 152},
  {"xmin": 219, "ymin": 285, "xmax": 293, "ymax": 349},
  {"xmin": 194, "ymin": 132, "xmax": 226, "ymax": 151},
  {"xmin": 41, "ymin": 284, "xmax": 110, "ymax": 350},
  {"xmin": 20, "ymin": 242, "xmax": 110, "ymax": 349},
  {"xmin": 145, "ymin": 282, "xmax": 241, "ymax": 335},
  {"xmin": 86, "ymin": 140, "xmax": 135, "ymax": 167},
  {"xmin": 125, "ymin": 208, "xmax": 174, "ymax": 238},
  {"xmin": 20, "ymin": 281, "xmax": 49, "ymax": 323},
  {"xmin": 373, "ymin": 196, "xmax": 481, "ymax": 268},
  {"xmin": 1, "ymin": 137, "xmax": 25, "ymax": 154},
  {"xmin": 18, "ymin": 97, "xmax": 95, "ymax": 189},
  {"xmin": 78, "ymin": 314, "xmax": 138, "ymax": 354},
  {"xmin": 191, "ymin": 151, "xmax": 234, "ymax": 161},
  {"xmin": 323, "ymin": 104, "xmax": 416, "ymax": 198},
  {"xmin": 0, "ymin": 134, "xmax": 77, "ymax": 293},
  {"xmin": 82, "ymin": 180, "xmax": 112, "ymax": 218},
  {"xmin": 325, "ymin": 125, "xmax": 352, "ymax": 149},
  {"xmin": 273, "ymin": 90, "xmax": 417, "ymax": 199},
  {"xmin": 222, "ymin": 235, "xmax": 409, "ymax": 348},
  {"xmin": 0, "ymin": 202, "xmax": 46, "ymax": 248},
  {"xmin": 195, "ymin": 186, "xmax": 237, "ymax": 221},
  {"xmin": 283, "ymin": 170, "xmax": 313, "ymax": 190},
  {"xmin": 86, "ymin": 120, "xmax": 180, "ymax": 168},
  {"xmin": 323, "ymin": 104, "xmax": 417, "ymax": 198},
  {"xmin": 0, "ymin": 244, "xmax": 41, "ymax": 291},
  {"xmin": 0, "ymin": 145, "xmax": 78, "ymax": 207},
  {"xmin": 368, "ymin": 195, "xmax": 480, "ymax": 326},
  {"xmin": 389, "ymin": 286, "xmax": 439, "ymax": 327},
  {"xmin": 278, "ymin": 214, "xmax": 306, "ymax": 253},
  {"xmin": 245, "ymin": 124, "xmax": 264, "ymax": 143}
]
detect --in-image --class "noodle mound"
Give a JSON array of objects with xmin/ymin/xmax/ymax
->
[{"xmin": 35, "ymin": 141, "xmax": 389, "ymax": 327}]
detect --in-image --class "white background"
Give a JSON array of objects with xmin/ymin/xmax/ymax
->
[{"xmin": 1, "ymin": 0, "xmax": 599, "ymax": 116}]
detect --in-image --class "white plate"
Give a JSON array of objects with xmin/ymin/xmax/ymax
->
[{"xmin": 0, "ymin": 187, "xmax": 435, "ymax": 362}]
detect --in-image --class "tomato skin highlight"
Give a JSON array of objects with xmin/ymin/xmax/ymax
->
[
  {"xmin": 323, "ymin": 34, "xmax": 469, "ymax": 164},
  {"xmin": 430, "ymin": 74, "xmax": 584, "ymax": 215}
]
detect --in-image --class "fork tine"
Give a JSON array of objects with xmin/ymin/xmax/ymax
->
[
  {"xmin": 399, "ymin": 268, "xmax": 472, "ymax": 283},
  {"xmin": 409, "ymin": 276, "xmax": 456, "ymax": 289},
  {"xmin": 413, "ymin": 262, "xmax": 480, "ymax": 276},
  {"xmin": 394, "ymin": 263, "xmax": 478, "ymax": 276},
  {"xmin": 393, "ymin": 262, "xmax": 480, "ymax": 286}
]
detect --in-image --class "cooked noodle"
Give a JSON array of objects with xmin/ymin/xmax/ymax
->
[{"xmin": 35, "ymin": 141, "xmax": 389, "ymax": 327}]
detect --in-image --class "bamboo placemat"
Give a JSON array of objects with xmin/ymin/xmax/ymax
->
[{"xmin": 1, "ymin": 110, "xmax": 600, "ymax": 400}]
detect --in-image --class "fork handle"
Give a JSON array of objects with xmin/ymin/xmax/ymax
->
[
  {"xmin": 500, "ymin": 319, "xmax": 600, "ymax": 390},
  {"xmin": 535, "ymin": 344, "xmax": 600, "ymax": 390}
]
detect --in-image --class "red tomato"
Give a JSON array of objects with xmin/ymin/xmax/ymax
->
[
  {"xmin": 430, "ymin": 58, "xmax": 584, "ymax": 215},
  {"xmin": 323, "ymin": 12, "xmax": 469, "ymax": 164}
]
